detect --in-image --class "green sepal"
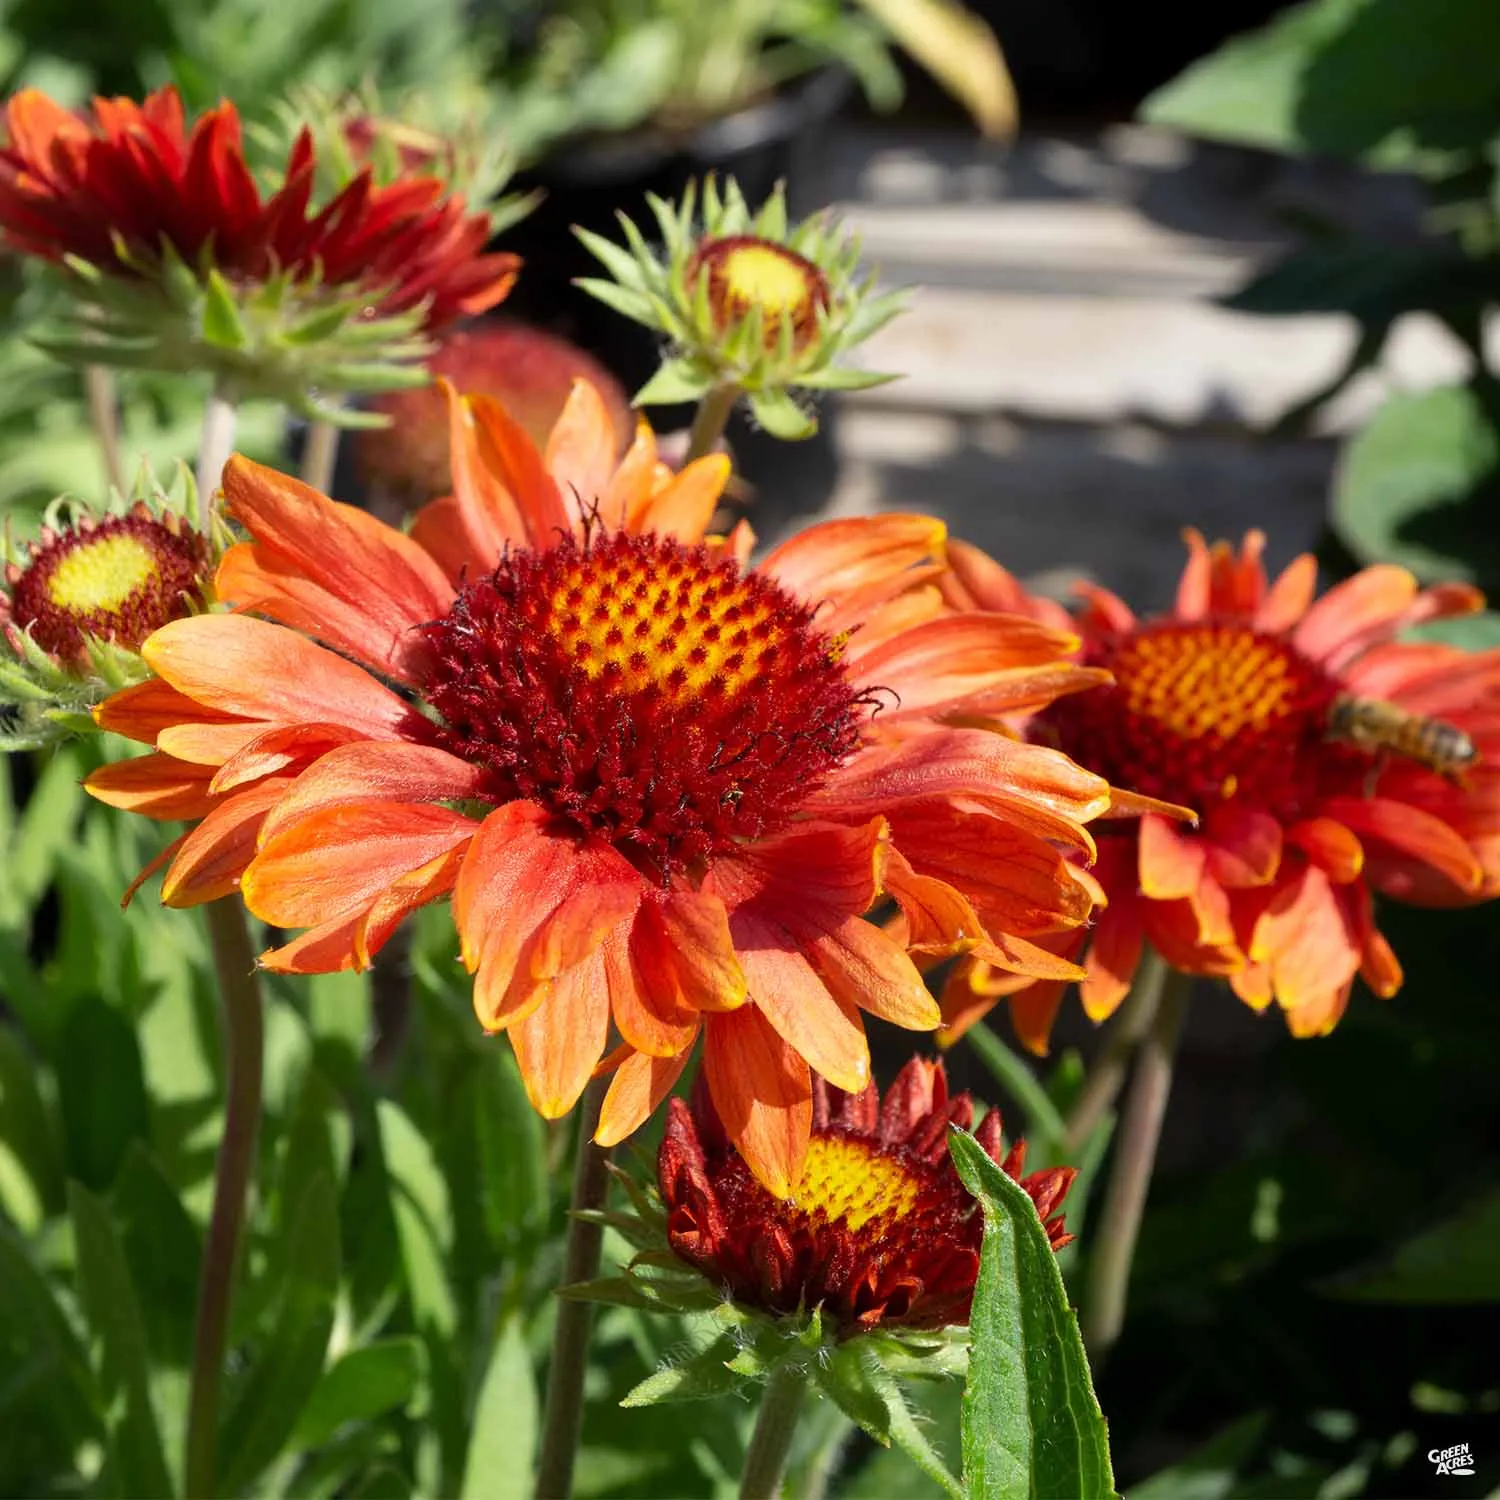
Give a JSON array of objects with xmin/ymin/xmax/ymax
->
[
  {"xmin": 634, "ymin": 359, "xmax": 714, "ymax": 407},
  {"xmin": 748, "ymin": 387, "xmax": 817, "ymax": 441},
  {"xmin": 201, "ymin": 268, "xmax": 251, "ymax": 350},
  {"xmin": 794, "ymin": 364, "xmax": 901, "ymax": 392},
  {"xmin": 620, "ymin": 1335, "xmax": 744, "ymax": 1406},
  {"xmin": 573, "ymin": 277, "xmax": 659, "ymax": 326}
]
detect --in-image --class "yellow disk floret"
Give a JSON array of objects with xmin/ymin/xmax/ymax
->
[{"xmin": 795, "ymin": 1134, "xmax": 921, "ymax": 1231}]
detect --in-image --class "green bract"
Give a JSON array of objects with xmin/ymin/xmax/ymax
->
[
  {"xmin": 0, "ymin": 466, "xmax": 221, "ymax": 751},
  {"xmin": 576, "ymin": 175, "xmax": 908, "ymax": 440}
]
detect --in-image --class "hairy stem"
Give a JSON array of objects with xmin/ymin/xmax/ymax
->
[
  {"xmin": 1063, "ymin": 947, "xmax": 1169, "ymax": 1153},
  {"xmin": 299, "ymin": 416, "xmax": 341, "ymax": 496},
  {"xmin": 195, "ymin": 386, "xmax": 239, "ymax": 535},
  {"xmin": 739, "ymin": 1363, "xmax": 811, "ymax": 1500},
  {"xmin": 1081, "ymin": 964, "xmax": 1192, "ymax": 1361},
  {"xmin": 535, "ymin": 1076, "xmax": 612, "ymax": 1500},
  {"xmin": 184, "ymin": 900, "xmax": 265, "ymax": 1499},
  {"xmin": 684, "ymin": 383, "xmax": 739, "ymax": 464},
  {"xmin": 84, "ymin": 365, "xmax": 126, "ymax": 495}
]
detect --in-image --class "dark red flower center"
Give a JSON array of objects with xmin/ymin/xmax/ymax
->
[
  {"xmin": 418, "ymin": 528, "xmax": 867, "ymax": 877},
  {"xmin": 669, "ymin": 1125, "xmax": 983, "ymax": 1333},
  {"xmin": 6, "ymin": 510, "xmax": 207, "ymax": 667},
  {"xmin": 1038, "ymin": 620, "xmax": 1349, "ymax": 820},
  {"xmin": 687, "ymin": 236, "xmax": 830, "ymax": 353}
]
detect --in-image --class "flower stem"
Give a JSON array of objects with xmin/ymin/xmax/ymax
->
[
  {"xmin": 184, "ymin": 898, "xmax": 265, "ymax": 1500},
  {"xmin": 1063, "ymin": 947, "xmax": 1169, "ymax": 1154},
  {"xmin": 299, "ymin": 415, "xmax": 341, "ymax": 496},
  {"xmin": 684, "ymin": 383, "xmax": 739, "ymax": 464},
  {"xmin": 195, "ymin": 385, "xmax": 239, "ymax": 535},
  {"xmin": 1080, "ymin": 963, "xmax": 1192, "ymax": 1362},
  {"xmin": 740, "ymin": 1363, "xmax": 811, "ymax": 1500},
  {"xmin": 535, "ymin": 1075, "xmax": 612, "ymax": 1500},
  {"xmin": 84, "ymin": 365, "xmax": 126, "ymax": 495}
]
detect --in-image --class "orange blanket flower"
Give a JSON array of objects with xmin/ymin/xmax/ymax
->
[
  {"xmin": 938, "ymin": 534, "xmax": 1500, "ymax": 1051},
  {"xmin": 90, "ymin": 383, "xmax": 1111, "ymax": 1194}
]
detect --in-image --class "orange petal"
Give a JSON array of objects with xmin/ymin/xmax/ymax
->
[
  {"xmin": 530, "ymin": 875, "xmax": 643, "ymax": 985},
  {"xmin": 458, "ymin": 386, "xmax": 571, "ymax": 552},
  {"xmin": 813, "ymin": 729, "xmax": 1109, "ymax": 853},
  {"xmin": 1175, "ymin": 528, "xmax": 1212, "ymax": 620},
  {"xmin": 598, "ymin": 419, "xmax": 659, "ymax": 530},
  {"xmin": 1291, "ymin": 564, "xmax": 1417, "ymax": 666},
  {"xmin": 1203, "ymin": 803, "xmax": 1283, "ymax": 888},
  {"xmin": 508, "ymin": 946, "xmax": 612, "ymax": 1118},
  {"xmin": 259, "ymin": 912, "xmax": 374, "ymax": 975},
  {"xmin": 546, "ymin": 379, "xmax": 622, "ymax": 525},
  {"xmin": 1350, "ymin": 883, "xmax": 1402, "ymax": 998},
  {"xmin": 218, "ymin": 455, "xmax": 454, "ymax": 682},
  {"xmin": 1211, "ymin": 530, "xmax": 1267, "ymax": 616},
  {"xmin": 1283, "ymin": 983, "xmax": 1352, "ymax": 1037},
  {"xmin": 595, "ymin": 1044, "xmax": 695, "ymax": 1148},
  {"xmin": 1320, "ymin": 795, "xmax": 1482, "ymax": 895},
  {"xmin": 803, "ymin": 916, "xmax": 940, "ymax": 1031},
  {"xmin": 1248, "ymin": 866, "xmax": 1361, "ymax": 1011},
  {"xmin": 1229, "ymin": 958, "xmax": 1274, "ymax": 1011},
  {"xmin": 710, "ymin": 818, "xmax": 889, "ymax": 924},
  {"xmin": 1004, "ymin": 978, "xmax": 1070, "ymax": 1057},
  {"xmin": 1138, "ymin": 814, "xmax": 1206, "ymax": 900},
  {"xmin": 940, "ymin": 539, "xmax": 1070, "ymax": 628},
  {"xmin": 1286, "ymin": 817, "xmax": 1364, "ymax": 883},
  {"xmin": 257, "ymin": 740, "xmax": 486, "ymax": 844},
  {"xmin": 702, "ymin": 1006, "xmax": 812, "ymax": 1199},
  {"xmin": 1255, "ymin": 552, "xmax": 1318, "ymax": 633},
  {"xmin": 636, "ymin": 455, "xmax": 730, "ymax": 541},
  {"xmin": 608, "ymin": 927, "xmax": 700, "ymax": 1057},
  {"xmin": 888, "ymin": 803, "xmax": 1095, "ymax": 937},
  {"xmin": 211, "ymin": 722, "xmax": 369, "ymax": 794},
  {"xmin": 760, "ymin": 514, "xmax": 946, "ymax": 612},
  {"xmin": 880, "ymin": 847, "xmax": 989, "ymax": 957},
  {"xmin": 161, "ymin": 777, "xmax": 297, "ymax": 906},
  {"xmin": 1072, "ymin": 581, "xmax": 1136, "ymax": 636},
  {"xmin": 86, "ymin": 752, "xmax": 219, "ymax": 820},
  {"xmin": 158, "ymin": 719, "xmax": 307, "ymax": 767},
  {"xmin": 848, "ymin": 613, "xmax": 1082, "ymax": 720},
  {"xmin": 971, "ymin": 928, "xmax": 1089, "ymax": 983},
  {"xmin": 634, "ymin": 887, "xmax": 748, "ymax": 1014},
  {"xmin": 94, "ymin": 677, "xmax": 244, "ymax": 746},
  {"xmin": 143, "ymin": 615, "xmax": 412, "ymax": 740},
  {"xmin": 1079, "ymin": 905, "xmax": 1144, "ymax": 1021},
  {"xmin": 730, "ymin": 911, "xmax": 871, "ymax": 1095},
  {"xmin": 453, "ymin": 803, "xmax": 586, "ymax": 1028},
  {"xmin": 243, "ymin": 800, "xmax": 476, "ymax": 927}
]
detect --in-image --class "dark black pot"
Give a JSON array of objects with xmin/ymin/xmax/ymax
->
[{"xmin": 498, "ymin": 67, "xmax": 853, "ymax": 521}]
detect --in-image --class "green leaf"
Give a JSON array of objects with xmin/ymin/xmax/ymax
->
[
  {"xmin": 112, "ymin": 1145, "xmax": 202, "ymax": 1369},
  {"xmin": 377, "ymin": 1101, "xmax": 456, "ymax": 1336},
  {"xmin": 1142, "ymin": 0, "xmax": 1500, "ymax": 165},
  {"xmin": 68, "ymin": 1182, "xmax": 175, "ymax": 1499},
  {"xmin": 469, "ymin": 1048, "xmax": 547, "ymax": 1254},
  {"xmin": 56, "ymin": 994, "xmax": 151, "ymax": 1192},
  {"xmin": 633, "ymin": 359, "xmax": 714, "ymax": 407},
  {"xmin": 1331, "ymin": 383, "xmax": 1500, "ymax": 587},
  {"xmin": 949, "ymin": 1129, "xmax": 1114, "ymax": 1500},
  {"xmin": 3, "ymin": 744, "xmax": 86, "ymax": 927},
  {"xmin": 1404, "ymin": 611, "xmax": 1500, "ymax": 650},
  {"xmin": 747, "ymin": 387, "xmax": 817, "ymax": 441},
  {"xmin": 293, "ymin": 1337, "xmax": 425, "ymax": 1450},
  {"xmin": 1321, "ymin": 1187, "xmax": 1500, "ymax": 1302},
  {"xmin": 218, "ymin": 1173, "xmax": 340, "ymax": 1496},
  {"xmin": 0, "ymin": 1026, "xmax": 64, "ymax": 1225},
  {"xmin": 459, "ymin": 1319, "xmax": 536, "ymax": 1500}
]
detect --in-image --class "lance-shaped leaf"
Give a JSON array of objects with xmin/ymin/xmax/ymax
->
[{"xmin": 949, "ymin": 1127, "xmax": 1115, "ymax": 1500}]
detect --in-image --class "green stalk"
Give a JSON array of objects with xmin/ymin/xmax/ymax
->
[
  {"xmin": 1080, "ymin": 965, "xmax": 1193, "ymax": 1361},
  {"xmin": 534, "ymin": 1076, "xmax": 613, "ymax": 1500},
  {"xmin": 684, "ymin": 382, "xmax": 740, "ymax": 464},
  {"xmin": 84, "ymin": 365, "xmax": 126, "ymax": 495},
  {"xmin": 739, "ymin": 1363, "xmax": 811, "ymax": 1500},
  {"xmin": 1063, "ymin": 947, "xmax": 1169, "ymax": 1153},
  {"xmin": 299, "ymin": 414, "xmax": 341, "ymax": 496},
  {"xmin": 195, "ymin": 384, "xmax": 239, "ymax": 535},
  {"xmin": 184, "ymin": 899, "xmax": 266, "ymax": 1499}
]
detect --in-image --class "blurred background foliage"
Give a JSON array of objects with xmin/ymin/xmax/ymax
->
[{"xmin": 2, "ymin": 0, "xmax": 1499, "ymax": 1496}]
